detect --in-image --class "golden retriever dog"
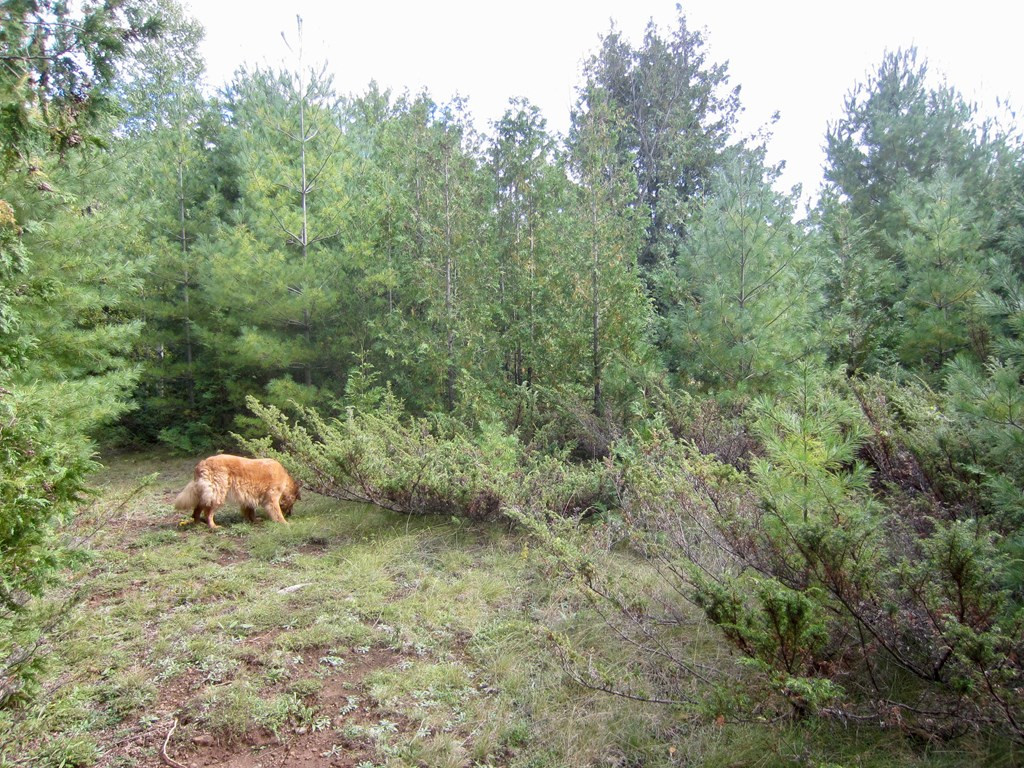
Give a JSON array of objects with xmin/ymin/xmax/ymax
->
[{"xmin": 173, "ymin": 454, "xmax": 301, "ymax": 529}]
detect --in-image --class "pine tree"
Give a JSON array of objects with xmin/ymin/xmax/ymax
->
[
  {"xmin": 659, "ymin": 150, "xmax": 818, "ymax": 397},
  {"xmin": 568, "ymin": 87, "xmax": 651, "ymax": 417},
  {"xmin": 815, "ymin": 190, "xmax": 901, "ymax": 374},
  {"xmin": 891, "ymin": 172, "xmax": 994, "ymax": 376},
  {"xmin": 824, "ymin": 48, "xmax": 989, "ymax": 262},
  {"xmin": 0, "ymin": 0, "xmax": 158, "ymax": 704},
  {"xmin": 583, "ymin": 8, "xmax": 740, "ymax": 269},
  {"xmin": 204, "ymin": 31, "xmax": 363, "ymax": 419},
  {"xmin": 115, "ymin": 0, "xmax": 218, "ymax": 447},
  {"xmin": 818, "ymin": 49, "xmax": 1017, "ymax": 375}
]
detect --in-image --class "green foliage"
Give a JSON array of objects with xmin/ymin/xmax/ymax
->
[
  {"xmin": 362, "ymin": 92, "xmax": 491, "ymax": 414},
  {"xmin": 512, "ymin": 363, "xmax": 1024, "ymax": 741},
  {"xmin": 944, "ymin": 355, "xmax": 1024, "ymax": 529},
  {"xmin": 722, "ymin": 372, "xmax": 1024, "ymax": 739},
  {"xmin": 815, "ymin": 192, "xmax": 902, "ymax": 374},
  {"xmin": 583, "ymin": 7, "xmax": 740, "ymax": 268},
  {"xmin": 569, "ymin": 86, "xmax": 653, "ymax": 423},
  {"xmin": 112, "ymin": 1, "xmax": 223, "ymax": 448},
  {"xmin": 489, "ymin": 100, "xmax": 577, "ymax": 395},
  {"xmin": 686, "ymin": 366, "xmax": 880, "ymax": 714},
  {"xmin": 242, "ymin": 375, "xmax": 614, "ymax": 521},
  {"xmin": 0, "ymin": 201, "xmax": 27, "ymax": 370},
  {"xmin": 0, "ymin": 0, "xmax": 160, "ymax": 170},
  {"xmin": 3, "ymin": 0, "xmax": 1024, "ymax": 755},
  {"xmin": 0, "ymin": 388, "xmax": 94, "ymax": 705},
  {"xmin": 890, "ymin": 173, "xmax": 995, "ymax": 375},
  {"xmin": 818, "ymin": 48, "xmax": 1011, "ymax": 374},
  {"xmin": 750, "ymin": 363, "xmax": 873, "ymax": 524},
  {"xmin": 209, "ymin": 62, "xmax": 362, "ymax": 389},
  {"xmin": 28, "ymin": 734, "xmax": 100, "ymax": 768},
  {"xmin": 824, "ymin": 48, "xmax": 990, "ymax": 259},
  {"xmin": 659, "ymin": 151, "xmax": 819, "ymax": 397},
  {"xmin": 0, "ymin": 0, "xmax": 155, "ymax": 710}
]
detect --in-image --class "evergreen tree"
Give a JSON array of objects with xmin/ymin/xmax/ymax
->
[
  {"xmin": 583, "ymin": 8, "xmax": 740, "ymax": 269},
  {"xmin": 824, "ymin": 48, "xmax": 989, "ymax": 260},
  {"xmin": 815, "ymin": 192, "xmax": 901, "ymax": 374},
  {"xmin": 891, "ymin": 172, "xmax": 995, "ymax": 376},
  {"xmin": 358, "ymin": 92, "xmax": 491, "ymax": 414},
  {"xmin": 568, "ymin": 87, "xmax": 651, "ymax": 417},
  {"xmin": 114, "ymin": 0, "xmax": 218, "ymax": 448},
  {"xmin": 204, "ymin": 34, "xmax": 365, "ymax": 419},
  {"xmin": 659, "ymin": 151, "xmax": 818, "ymax": 397},
  {"xmin": 818, "ymin": 48, "xmax": 1007, "ymax": 375},
  {"xmin": 0, "ymin": 0, "xmax": 158, "ymax": 704},
  {"xmin": 489, "ymin": 100, "xmax": 573, "ymax": 393}
]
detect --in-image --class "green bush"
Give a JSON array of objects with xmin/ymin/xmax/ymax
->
[
  {"xmin": 510, "ymin": 364, "xmax": 1024, "ymax": 743},
  {"xmin": 243, "ymin": 388, "xmax": 616, "ymax": 521},
  {"xmin": 0, "ymin": 389, "xmax": 95, "ymax": 706}
]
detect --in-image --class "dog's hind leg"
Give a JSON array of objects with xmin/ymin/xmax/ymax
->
[
  {"xmin": 203, "ymin": 504, "xmax": 223, "ymax": 529},
  {"xmin": 241, "ymin": 506, "xmax": 256, "ymax": 523}
]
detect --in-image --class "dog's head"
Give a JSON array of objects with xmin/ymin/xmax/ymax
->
[{"xmin": 281, "ymin": 475, "xmax": 301, "ymax": 517}]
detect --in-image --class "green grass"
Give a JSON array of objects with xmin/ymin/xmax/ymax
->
[{"xmin": 0, "ymin": 451, "xmax": 1017, "ymax": 767}]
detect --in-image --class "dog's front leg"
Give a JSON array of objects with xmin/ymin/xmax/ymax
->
[{"xmin": 264, "ymin": 493, "xmax": 289, "ymax": 525}]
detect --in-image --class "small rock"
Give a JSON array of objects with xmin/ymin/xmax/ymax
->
[
  {"xmin": 192, "ymin": 734, "xmax": 214, "ymax": 746},
  {"xmin": 294, "ymin": 726, "xmax": 308, "ymax": 735}
]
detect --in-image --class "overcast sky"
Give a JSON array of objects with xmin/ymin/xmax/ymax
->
[{"xmin": 183, "ymin": 0, "xmax": 1023, "ymax": 203}]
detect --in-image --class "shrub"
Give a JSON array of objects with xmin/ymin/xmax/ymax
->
[
  {"xmin": 243, "ymin": 389, "xmax": 616, "ymax": 521},
  {"xmin": 515, "ymin": 363, "xmax": 1024, "ymax": 743},
  {"xmin": 0, "ymin": 389, "xmax": 95, "ymax": 706}
]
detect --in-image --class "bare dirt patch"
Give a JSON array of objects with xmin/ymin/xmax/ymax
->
[{"xmin": 155, "ymin": 648, "xmax": 405, "ymax": 768}]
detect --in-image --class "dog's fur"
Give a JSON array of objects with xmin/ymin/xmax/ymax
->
[{"xmin": 173, "ymin": 454, "xmax": 301, "ymax": 529}]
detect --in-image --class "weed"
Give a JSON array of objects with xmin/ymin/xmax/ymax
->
[
  {"xmin": 29, "ymin": 735, "xmax": 99, "ymax": 768},
  {"xmin": 321, "ymin": 743, "xmax": 345, "ymax": 758},
  {"xmin": 198, "ymin": 655, "xmax": 239, "ymax": 684},
  {"xmin": 286, "ymin": 677, "xmax": 322, "ymax": 698},
  {"xmin": 338, "ymin": 695, "xmax": 360, "ymax": 716},
  {"xmin": 199, "ymin": 680, "xmax": 261, "ymax": 739},
  {"xmin": 263, "ymin": 692, "xmax": 318, "ymax": 737},
  {"xmin": 95, "ymin": 667, "xmax": 156, "ymax": 720}
]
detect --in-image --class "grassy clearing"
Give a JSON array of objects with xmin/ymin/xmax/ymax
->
[{"xmin": 0, "ymin": 451, "xmax": 1015, "ymax": 767}]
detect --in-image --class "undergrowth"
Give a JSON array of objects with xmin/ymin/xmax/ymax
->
[{"xmin": 0, "ymin": 451, "xmax": 1015, "ymax": 767}]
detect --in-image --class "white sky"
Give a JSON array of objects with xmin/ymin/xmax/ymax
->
[{"xmin": 184, "ymin": 0, "xmax": 1023, "ymax": 203}]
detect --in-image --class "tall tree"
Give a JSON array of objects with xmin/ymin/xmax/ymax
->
[
  {"xmin": 569, "ymin": 87, "xmax": 650, "ymax": 417},
  {"xmin": 0, "ymin": 0, "xmax": 158, "ymax": 704},
  {"xmin": 354, "ymin": 92, "xmax": 492, "ymax": 414},
  {"xmin": 659, "ymin": 150, "xmax": 818, "ymax": 397},
  {"xmin": 490, "ymin": 100, "xmax": 565, "ymax": 391},
  {"xmin": 819, "ymin": 48, "xmax": 1002, "ymax": 372},
  {"xmin": 583, "ymin": 8, "xmax": 740, "ymax": 269},
  {"xmin": 891, "ymin": 172, "xmax": 995, "ymax": 376},
  {"xmin": 815, "ymin": 191, "xmax": 901, "ymax": 375},
  {"xmin": 204, "ymin": 26, "xmax": 363, "ymax": 418},
  {"xmin": 823, "ymin": 48, "xmax": 990, "ymax": 263},
  {"xmin": 115, "ymin": 0, "xmax": 218, "ymax": 447}
]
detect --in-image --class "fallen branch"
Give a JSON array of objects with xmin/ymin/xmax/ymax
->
[{"xmin": 160, "ymin": 719, "xmax": 187, "ymax": 768}]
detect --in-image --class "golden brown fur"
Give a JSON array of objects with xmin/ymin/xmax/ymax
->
[{"xmin": 173, "ymin": 454, "xmax": 301, "ymax": 529}]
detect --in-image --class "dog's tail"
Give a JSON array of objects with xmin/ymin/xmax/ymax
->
[{"xmin": 173, "ymin": 480, "xmax": 201, "ymax": 511}]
